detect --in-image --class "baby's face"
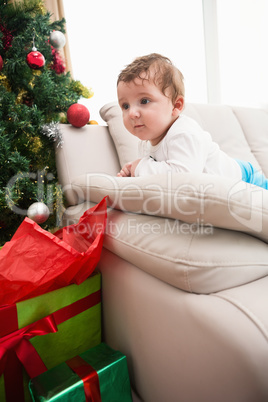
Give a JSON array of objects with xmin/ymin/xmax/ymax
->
[{"xmin": 117, "ymin": 77, "xmax": 179, "ymax": 146}]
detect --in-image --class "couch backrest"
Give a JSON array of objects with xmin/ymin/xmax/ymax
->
[
  {"xmin": 184, "ymin": 103, "xmax": 268, "ymax": 175},
  {"xmin": 57, "ymin": 102, "xmax": 268, "ymax": 206},
  {"xmin": 100, "ymin": 102, "xmax": 268, "ymax": 177}
]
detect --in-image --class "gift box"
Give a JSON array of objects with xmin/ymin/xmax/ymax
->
[
  {"xmin": 0, "ymin": 272, "xmax": 101, "ymax": 402},
  {"xmin": 29, "ymin": 342, "xmax": 133, "ymax": 402},
  {"xmin": 0, "ymin": 197, "xmax": 107, "ymax": 305}
]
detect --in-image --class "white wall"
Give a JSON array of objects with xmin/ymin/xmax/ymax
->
[
  {"xmin": 217, "ymin": 0, "xmax": 268, "ymax": 109},
  {"xmin": 63, "ymin": 0, "xmax": 207, "ymax": 123}
]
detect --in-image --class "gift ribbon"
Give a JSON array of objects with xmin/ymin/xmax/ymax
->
[
  {"xmin": 0, "ymin": 304, "xmax": 18, "ymax": 337},
  {"xmin": 0, "ymin": 314, "xmax": 58, "ymax": 401},
  {"xmin": 66, "ymin": 355, "xmax": 101, "ymax": 402},
  {"xmin": 0, "ymin": 289, "xmax": 101, "ymax": 402}
]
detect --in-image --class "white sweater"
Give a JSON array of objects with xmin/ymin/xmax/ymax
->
[{"xmin": 135, "ymin": 114, "xmax": 242, "ymax": 180}]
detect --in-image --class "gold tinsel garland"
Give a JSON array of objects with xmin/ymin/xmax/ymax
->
[
  {"xmin": 72, "ymin": 80, "xmax": 94, "ymax": 99},
  {"xmin": 0, "ymin": 74, "xmax": 11, "ymax": 91}
]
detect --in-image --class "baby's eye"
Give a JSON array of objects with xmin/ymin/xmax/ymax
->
[
  {"xmin": 141, "ymin": 98, "xmax": 150, "ymax": 105},
  {"xmin": 121, "ymin": 103, "xmax": 129, "ymax": 110}
]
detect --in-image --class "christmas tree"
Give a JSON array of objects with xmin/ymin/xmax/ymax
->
[{"xmin": 0, "ymin": 0, "xmax": 92, "ymax": 245}]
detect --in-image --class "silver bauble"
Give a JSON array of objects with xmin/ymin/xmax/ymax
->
[
  {"xmin": 27, "ymin": 202, "xmax": 50, "ymax": 224},
  {"xmin": 50, "ymin": 31, "xmax": 66, "ymax": 49}
]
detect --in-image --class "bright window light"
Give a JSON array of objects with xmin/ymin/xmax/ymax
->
[
  {"xmin": 217, "ymin": 0, "xmax": 268, "ymax": 109},
  {"xmin": 63, "ymin": 0, "xmax": 207, "ymax": 123}
]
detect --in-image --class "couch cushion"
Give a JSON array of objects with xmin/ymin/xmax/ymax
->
[
  {"xmin": 71, "ymin": 172, "xmax": 268, "ymax": 243},
  {"xmin": 231, "ymin": 106, "xmax": 268, "ymax": 176},
  {"xmin": 104, "ymin": 210, "xmax": 268, "ymax": 294},
  {"xmin": 63, "ymin": 201, "xmax": 268, "ymax": 294},
  {"xmin": 100, "ymin": 102, "xmax": 139, "ymax": 168},
  {"xmin": 183, "ymin": 103, "xmax": 261, "ymax": 168}
]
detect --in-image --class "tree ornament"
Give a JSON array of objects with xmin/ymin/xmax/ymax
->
[
  {"xmin": 50, "ymin": 30, "xmax": 66, "ymax": 49},
  {"xmin": 16, "ymin": 89, "xmax": 28, "ymax": 104},
  {"xmin": 26, "ymin": 33, "xmax": 45, "ymax": 69},
  {"xmin": 27, "ymin": 202, "xmax": 50, "ymax": 224},
  {"xmin": 41, "ymin": 122, "xmax": 63, "ymax": 148},
  {"xmin": 72, "ymin": 81, "xmax": 94, "ymax": 99},
  {"xmin": 27, "ymin": 47, "xmax": 45, "ymax": 69},
  {"xmin": 30, "ymin": 136, "xmax": 43, "ymax": 153},
  {"xmin": 23, "ymin": 94, "xmax": 34, "ymax": 107},
  {"xmin": 0, "ymin": 73, "xmax": 11, "ymax": 91},
  {"xmin": 0, "ymin": 55, "xmax": 3, "ymax": 71},
  {"xmin": 51, "ymin": 48, "xmax": 65, "ymax": 74},
  {"xmin": 0, "ymin": 24, "xmax": 13, "ymax": 51},
  {"xmin": 67, "ymin": 103, "xmax": 90, "ymax": 128}
]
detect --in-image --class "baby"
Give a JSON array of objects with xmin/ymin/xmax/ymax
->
[{"xmin": 117, "ymin": 53, "xmax": 268, "ymax": 189}]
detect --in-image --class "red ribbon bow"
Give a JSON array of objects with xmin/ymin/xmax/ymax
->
[
  {"xmin": 0, "ymin": 314, "xmax": 58, "ymax": 400},
  {"xmin": 0, "ymin": 289, "xmax": 101, "ymax": 401}
]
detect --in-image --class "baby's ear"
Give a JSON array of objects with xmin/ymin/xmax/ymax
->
[{"xmin": 172, "ymin": 96, "xmax": 184, "ymax": 116}]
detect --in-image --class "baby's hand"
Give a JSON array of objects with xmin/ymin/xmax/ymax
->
[
  {"xmin": 130, "ymin": 159, "xmax": 141, "ymax": 177},
  {"xmin": 117, "ymin": 162, "xmax": 132, "ymax": 177},
  {"xmin": 117, "ymin": 160, "xmax": 141, "ymax": 177}
]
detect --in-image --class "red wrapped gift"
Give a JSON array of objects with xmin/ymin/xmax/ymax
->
[{"xmin": 0, "ymin": 198, "xmax": 107, "ymax": 305}]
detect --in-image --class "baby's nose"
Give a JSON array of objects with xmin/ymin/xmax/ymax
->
[{"xmin": 129, "ymin": 106, "xmax": 140, "ymax": 118}]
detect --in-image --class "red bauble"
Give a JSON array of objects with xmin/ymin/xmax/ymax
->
[
  {"xmin": 67, "ymin": 104, "xmax": 90, "ymax": 128},
  {"xmin": 26, "ymin": 48, "xmax": 45, "ymax": 69},
  {"xmin": 0, "ymin": 55, "xmax": 3, "ymax": 71}
]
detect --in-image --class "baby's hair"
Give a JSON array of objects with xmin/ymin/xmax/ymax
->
[{"xmin": 117, "ymin": 53, "xmax": 185, "ymax": 103}]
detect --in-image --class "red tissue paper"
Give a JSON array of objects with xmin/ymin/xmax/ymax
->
[{"xmin": 0, "ymin": 197, "xmax": 107, "ymax": 306}]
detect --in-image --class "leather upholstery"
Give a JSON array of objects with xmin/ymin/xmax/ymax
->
[{"xmin": 56, "ymin": 103, "xmax": 268, "ymax": 401}]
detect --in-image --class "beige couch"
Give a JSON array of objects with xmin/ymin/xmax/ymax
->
[{"xmin": 56, "ymin": 102, "xmax": 268, "ymax": 402}]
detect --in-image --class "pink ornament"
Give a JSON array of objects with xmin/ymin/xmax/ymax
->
[
  {"xmin": 0, "ymin": 55, "xmax": 3, "ymax": 71},
  {"xmin": 67, "ymin": 104, "xmax": 90, "ymax": 128},
  {"xmin": 26, "ymin": 47, "xmax": 45, "ymax": 69}
]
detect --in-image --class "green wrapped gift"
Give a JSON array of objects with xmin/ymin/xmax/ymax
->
[
  {"xmin": 0, "ymin": 272, "xmax": 101, "ymax": 402},
  {"xmin": 29, "ymin": 343, "xmax": 133, "ymax": 402}
]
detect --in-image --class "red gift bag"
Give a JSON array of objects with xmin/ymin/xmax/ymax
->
[{"xmin": 0, "ymin": 197, "xmax": 107, "ymax": 305}]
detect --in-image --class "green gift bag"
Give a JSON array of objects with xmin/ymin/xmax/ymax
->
[
  {"xmin": 29, "ymin": 343, "xmax": 133, "ymax": 402},
  {"xmin": 0, "ymin": 272, "xmax": 101, "ymax": 402}
]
